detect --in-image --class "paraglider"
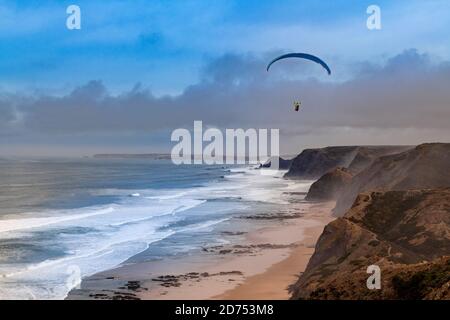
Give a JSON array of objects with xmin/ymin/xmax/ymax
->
[
  {"xmin": 266, "ymin": 53, "xmax": 331, "ymax": 75},
  {"xmin": 266, "ymin": 52, "xmax": 331, "ymax": 112}
]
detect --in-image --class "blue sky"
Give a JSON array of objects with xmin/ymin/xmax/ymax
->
[
  {"xmin": 1, "ymin": 0, "xmax": 450, "ymax": 155},
  {"xmin": 1, "ymin": 0, "xmax": 449, "ymax": 95}
]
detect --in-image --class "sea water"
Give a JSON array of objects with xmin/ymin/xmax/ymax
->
[{"xmin": 0, "ymin": 158, "xmax": 311, "ymax": 299}]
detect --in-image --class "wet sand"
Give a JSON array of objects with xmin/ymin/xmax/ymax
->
[{"xmin": 67, "ymin": 201, "xmax": 335, "ymax": 300}]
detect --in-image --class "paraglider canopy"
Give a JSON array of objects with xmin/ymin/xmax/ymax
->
[{"xmin": 266, "ymin": 53, "xmax": 331, "ymax": 75}]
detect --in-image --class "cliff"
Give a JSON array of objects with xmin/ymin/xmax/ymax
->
[
  {"xmin": 305, "ymin": 167, "xmax": 353, "ymax": 201},
  {"xmin": 334, "ymin": 143, "xmax": 450, "ymax": 216},
  {"xmin": 284, "ymin": 146, "xmax": 410, "ymax": 180},
  {"xmin": 291, "ymin": 188, "xmax": 450, "ymax": 300},
  {"xmin": 347, "ymin": 146, "xmax": 412, "ymax": 174},
  {"xmin": 284, "ymin": 146, "xmax": 358, "ymax": 180}
]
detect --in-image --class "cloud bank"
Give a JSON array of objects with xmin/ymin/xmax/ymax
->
[{"xmin": 1, "ymin": 49, "xmax": 450, "ymax": 155}]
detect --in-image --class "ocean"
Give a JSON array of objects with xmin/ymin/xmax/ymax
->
[{"xmin": 0, "ymin": 158, "xmax": 311, "ymax": 299}]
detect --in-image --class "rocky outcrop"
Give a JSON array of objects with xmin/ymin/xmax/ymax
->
[
  {"xmin": 284, "ymin": 146, "xmax": 410, "ymax": 180},
  {"xmin": 259, "ymin": 156, "xmax": 292, "ymax": 170},
  {"xmin": 293, "ymin": 255, "xmax": 450, "ymax": 300},
  {"xmin": 305, "ymin": 167, "xmax": 353, "ymax": 201},
  {"xmin": 290, "ymin": 188, "xmax": 450, "ymax": 300},
  {"xmin": 334, "ymin": 143, "xmax": 450, "ymax": 216}
]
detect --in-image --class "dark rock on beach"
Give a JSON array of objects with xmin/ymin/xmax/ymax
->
[{"xmin": 259, "ymin": 156, "xmax": 293, "ymax": 170}]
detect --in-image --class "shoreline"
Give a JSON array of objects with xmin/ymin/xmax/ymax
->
[
  {"xmin": 216, "ymin": 203, "xmax": 333, "ymax": 300},
  {"xmin": 68, "ymin": 201, "xmax": 335, "ymax": 300}
]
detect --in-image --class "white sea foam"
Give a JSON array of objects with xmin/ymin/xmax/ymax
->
[
  {"xmin": 0, "ymin": 165, "xmax": 310, "ymax": 299},
  {"xmin": 0, "ymin": 207, "xmax": 116, "ymax": 234}
]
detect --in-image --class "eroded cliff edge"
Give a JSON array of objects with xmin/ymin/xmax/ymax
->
[
  {"xmin": 291, "ymin": 189, "xmax": 450, "ymax": 300},
  {"xmin": 290, "ymin": 143, "xmax": 450, "ymax": 300}
]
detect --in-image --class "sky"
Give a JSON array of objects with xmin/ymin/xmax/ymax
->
[{"xmin": 0, "ymin": 0, "xmax": 450, "ymax": 156}]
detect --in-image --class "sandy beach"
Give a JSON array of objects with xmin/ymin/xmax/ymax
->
[
  {"xmin": 217, "ymin": 204, "xmax": 333, "ymax": 300},
  {"xmin": 68, "ymin": 200, "xmax": 335, "ymax": 300}
]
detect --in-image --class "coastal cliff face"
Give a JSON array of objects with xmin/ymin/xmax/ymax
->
[
  {"xmin": 284, "ymin": 146, "xmax": 410, "ymax": 180},
  {"xmin": 333, "ymin": 143, "xmax": 450, "ymax": 216},
  {"xmin": 284, "ymin": 146, "xmax": 359, "ymax": 180},
  {"xmin": 305, "ymin": 167, "xmax": 353, "ymax": 201},
  {"xmin": 346, "ymin": 146, "xmax": 412, "ymax": 174},
  {"xmin": 291, "ymin": 189, "xmax": 450, "ymax": 300}
]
